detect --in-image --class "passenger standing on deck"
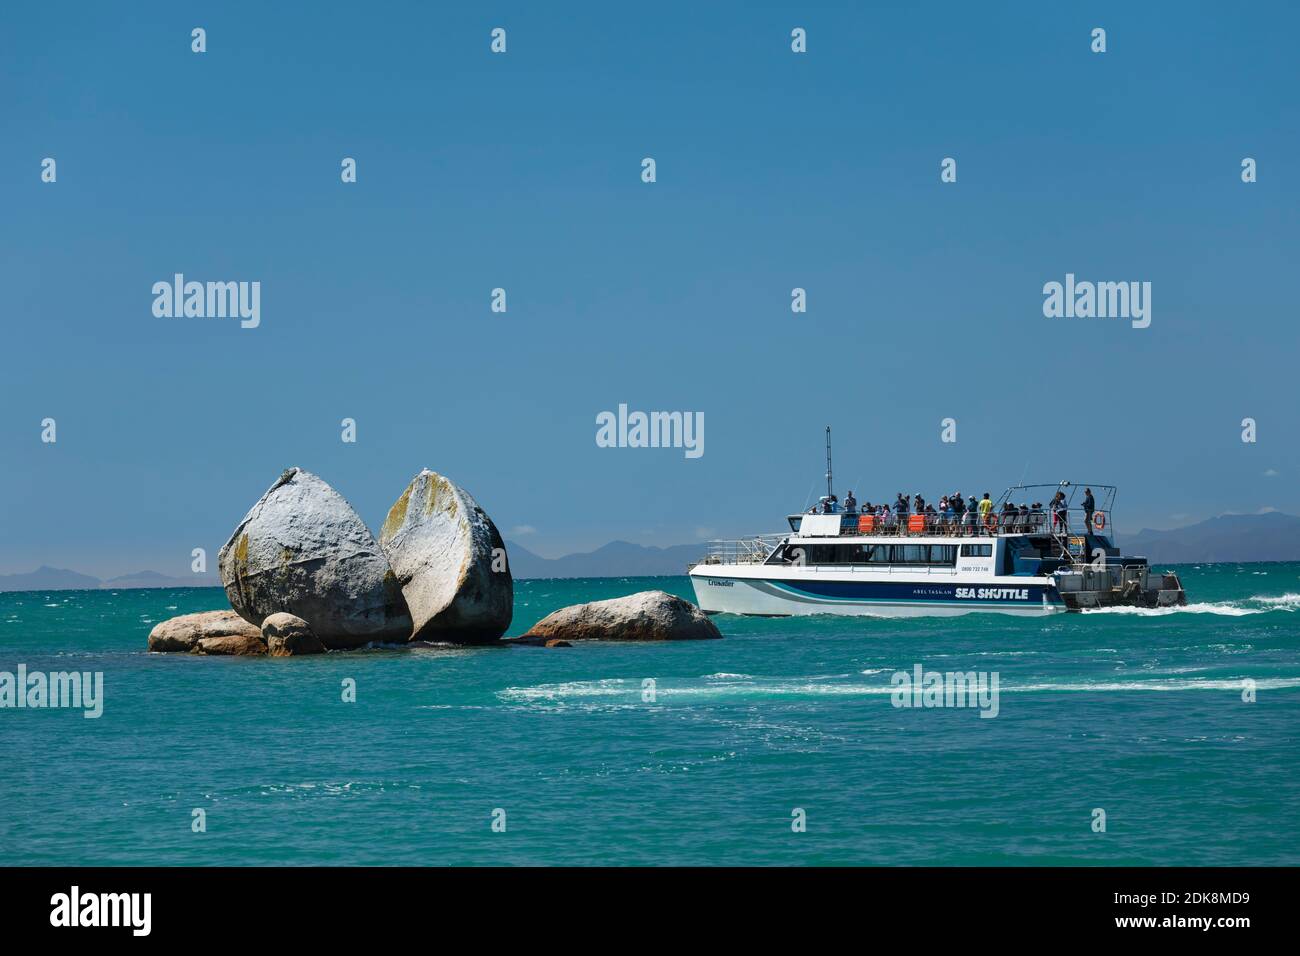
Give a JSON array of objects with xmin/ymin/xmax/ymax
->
[
  {"xmin": 1052, "ymin": 492, "xmax": 1068, "ymax": 532},
  {"xmin": 844, "ymin": 491, "xmax": 857, "ymax": 514},
  {"xmin": 1083, "ymin": 488, "xmax": 1096, "ymax": 532},
  {"xmin": 978, "ymin": 492, "xmax": 993, "ymax": 532},
  {"xmin": 965, "ymin": 496, "xmax": 978, "ymax": 535}
]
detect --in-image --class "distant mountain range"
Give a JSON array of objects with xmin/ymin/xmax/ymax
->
[
  {"xmin": 0, "ymin": 566, "xmax": 221, "ymax": 592},
  {"xmin": 3, "ymin": 512, "xmax": 1297, "ymax": 591},
  {"xmin": 505, "ymin": 540, "xmax": 702, "ymax": 579},
  {"xmin": 1119, "ymin": 512, "xmax": 1300, "ymax": 565}
]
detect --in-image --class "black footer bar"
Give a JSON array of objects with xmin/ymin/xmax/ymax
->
[{"xmin": 0, "ymin": 866, "xmax": 1280, "ymax": 940}]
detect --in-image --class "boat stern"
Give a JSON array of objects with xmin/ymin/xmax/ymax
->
[{"xmin": 1054, "ymin": 566, "xmax": 1188, "ymax": 610}]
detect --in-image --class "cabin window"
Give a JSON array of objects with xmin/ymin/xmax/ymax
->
[
  {"xmin": 801, "ymin": 544, "xmax": 873, "ymax": 565},
  {"xmin": 960, "ymin": 544, "xmax": 992, "ymax": 557},
  {"xmin": 793, "ymin": 544, "xmax": 885, "ymax": 565},
  {"xmin": 930, "ymin": 545, "xmax": 957, "ymax": 565},
  {"xmin": 889, "ymin": 544, "xmax": 956, "ymax": 566},
  {"xmin": 791, "ymin": 543, "xmax": 956, "ymax": 566}
]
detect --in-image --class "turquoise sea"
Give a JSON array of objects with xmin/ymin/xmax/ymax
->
[{"xmin": 2, "ymin": 563, "xmax": 1298, "ymax": 866}]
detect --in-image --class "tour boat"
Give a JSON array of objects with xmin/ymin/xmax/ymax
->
[{"xmin": 688, "ymin": 433, "xmax": 1186, "ymax": 618}]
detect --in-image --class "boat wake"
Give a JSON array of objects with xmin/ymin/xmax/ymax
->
[{"xmin": 1082, "ymin": 593, "xmax": 1300, "ymax": 616}]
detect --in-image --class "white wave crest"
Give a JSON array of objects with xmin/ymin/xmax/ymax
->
[
  {"xmin": 1082, "ymin": 591, "xmax": 1300, "ymax": 616},
  {"xmin": 1083, "ymin": 602, "xmax": 1261, "ymax": 617},
  {"xmin": 497, "ymin": 675, "xmax": 1300, "ymax": 703},
  {"xmin": 1250, "ymin": 592, "xmax": 1300, "ymax": 608}
]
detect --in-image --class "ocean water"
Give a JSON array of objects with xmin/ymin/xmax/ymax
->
[{"xmin": 2, "ymin": 563, "xmax": 1298, "ymax": 866}]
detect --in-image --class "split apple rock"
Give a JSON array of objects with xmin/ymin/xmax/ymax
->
[
  {"xmin": 378, "ymin": 469, "xmax": 513, "ymax": 643},
  {"xmin": 218, "ymin": 468, "xmax": 412, "ymax": 648}
]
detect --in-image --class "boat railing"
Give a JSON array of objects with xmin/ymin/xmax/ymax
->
[
  {"xmin": 787, "ymin": 506, "xmax": 1109, "ymax": 538},
  {"xmin": 698, "ymin": 534, "xmax": 786, "ymax": 566}
]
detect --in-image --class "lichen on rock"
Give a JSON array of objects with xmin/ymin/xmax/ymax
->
[{"xmin": 378, "ymin": 469, "xmax": 512, "ymax": 643}]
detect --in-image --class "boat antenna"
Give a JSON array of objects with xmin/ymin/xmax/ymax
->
[{"xmin": 825, "ymin": 426, "xmax": 833, "ymax": 499}]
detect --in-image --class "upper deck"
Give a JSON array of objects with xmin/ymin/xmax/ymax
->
[{"xmin": 789, "ymin": 482, "xmax": 1115, "ymax": 539}]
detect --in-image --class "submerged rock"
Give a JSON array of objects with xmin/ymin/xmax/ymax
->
[
  {"xmin": 147, "ymin": 610, "xmax": 262, "ymax": 653},
  {"xmin": 521, "ymin": 590, "xmax": 721, "ymax": 642},
  {"xmin": 262, "ymin": 612, "xmax": 326, "ymax": 657},
  {"xmin": 218, "ymin": 468, "xmax": 412, "ymax": 649},
  {"xmin": 193, "ymin": 633, "xmax": 268, "ymax": 656},
  {"xmin": 501, "ymin": 635, "xmax": 574, "ymax": 647},
  {"xmin": 378, "ymin": 469, "xmax": 512, "ymax": 644}
]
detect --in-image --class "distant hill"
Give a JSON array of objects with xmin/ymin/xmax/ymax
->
[
  {"xmin": 103, "ymin": 570, "xmax": 222, "ymax": 589},
  {"xmin": 0, "ymin": 566, "xmax": 220, "ymax": 593},
  {"xmin": 506, "ymin": 540, "xmax": 702, "ymax": 579},
  {"xmin": 1120, "ymin": 512, "xmax": 1300, "ymax": 564},
  {"xmin": 0, "ymin": 566, "xmax": 103, "ymax": 592}
]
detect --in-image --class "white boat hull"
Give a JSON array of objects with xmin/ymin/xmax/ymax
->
[{"xmin": 689, "ymin": 565, "xmax": 1066, "ymax": 618}]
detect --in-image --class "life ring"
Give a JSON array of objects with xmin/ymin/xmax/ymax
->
[
  {"xmin": 986, "ymin": 513, "xmax": 998, "ymax": 528},
  {"xmin": 1093, "ymin": 512, "xmax": 1106, "ymax": 530}
]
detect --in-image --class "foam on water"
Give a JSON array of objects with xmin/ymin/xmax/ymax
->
[
  {"xmin": 1252, "ymin": 592, "xmax": 1300, "ymax": 607},
  {"xmin": 498, "ymin": 674, "xmax": 1300, "ymax": 704},
  {"xmin": 1085, "ymin": 602, "xmax": 1260, "ymax": 617},
  {"xmin": 1079, "ymin": 591, "xmax": 1300, "ymax": 617}
]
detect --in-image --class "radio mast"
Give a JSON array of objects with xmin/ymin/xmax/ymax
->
[{"xmin": 825, "ymin": 426, "xmax": 833, "ymax": 499}]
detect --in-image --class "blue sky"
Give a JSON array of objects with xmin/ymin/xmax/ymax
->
[{"xmin": 2, "ymin": 1, "xmax": 1297, "ymax": 576}]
